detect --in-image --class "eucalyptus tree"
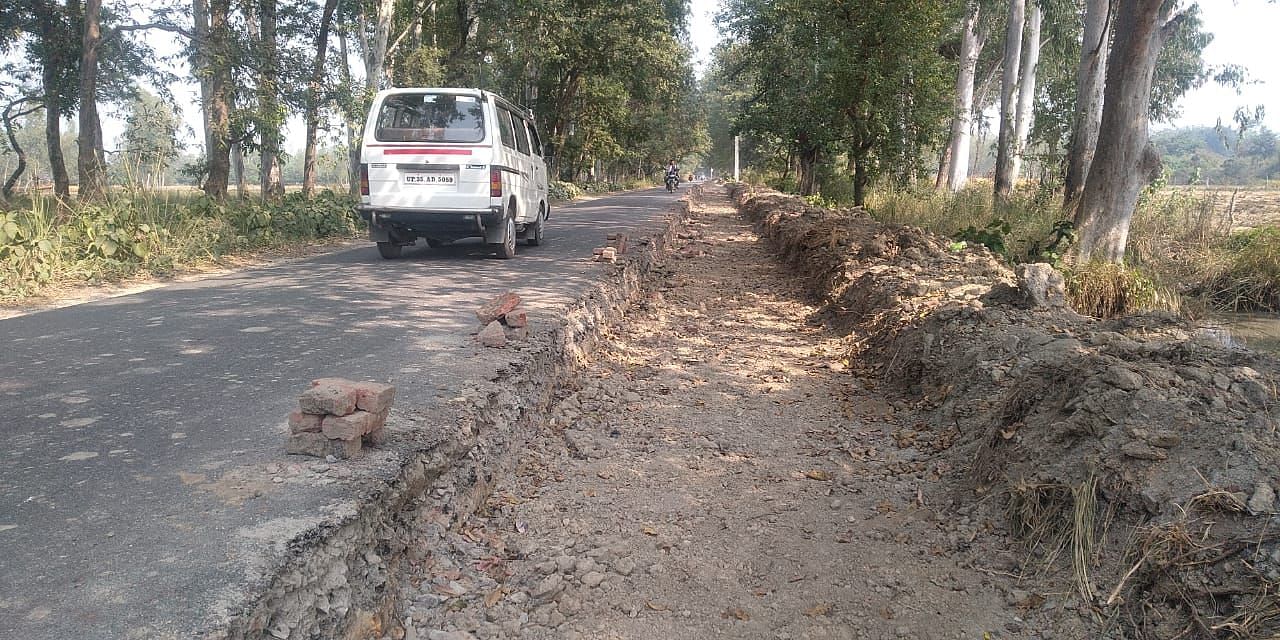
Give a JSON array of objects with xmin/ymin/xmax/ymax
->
[
  {"xmin": 939, "ymin": 0, "xmax": 992, "ymax": 191},
  {"xmin": 1062, "ymin": 0, "xmax": 1111, "ymax": 206},
  {"xmin": 1073, "ymin": 0, "xmax": 1188, "ymax": 262}
]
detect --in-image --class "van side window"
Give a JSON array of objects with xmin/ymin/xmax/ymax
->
[
  {"xmin": 511, "ymin": 114, "xmax": 531, "ymax": 155},
  {"xmin": 497, "ymin": 108, "xmax": 516, "ymax": 150},
  {"xmin": 526, "ymin": 121, "xmax": 542, "ymax": 156}
]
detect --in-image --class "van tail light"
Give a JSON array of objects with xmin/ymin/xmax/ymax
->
[
  {"xmin": 359, "ymin": 164, "xmax": 370, "ymax": 196},
  {"xmin": 490, "ymin": 168, "xmax": 502, "ymax": 198}
]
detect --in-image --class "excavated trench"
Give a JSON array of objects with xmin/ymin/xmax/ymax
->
[{"xmin": 207, "ymin": 199, "xmax": 689, "ymax": 640}]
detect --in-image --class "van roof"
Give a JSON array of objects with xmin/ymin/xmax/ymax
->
[{"xmin": 375, "ymin": 88, "xmax": 533, "ymax": 118}]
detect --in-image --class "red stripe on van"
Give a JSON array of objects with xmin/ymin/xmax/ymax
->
[{"xmin": 379, "ymin": 148, "xmax": 474, "ymax": 156}]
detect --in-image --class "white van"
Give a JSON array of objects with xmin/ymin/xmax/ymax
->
[{"xmin": 356, "ymin": 88, "xmax": 550, "ymax": 259}]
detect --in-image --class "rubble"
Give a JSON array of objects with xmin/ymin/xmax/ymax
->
[{"xmin": 732, "ymin": 183, "xmax": 1280, "ymax": 638}]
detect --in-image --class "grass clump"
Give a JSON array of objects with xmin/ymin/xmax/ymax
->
[
  {"xmin": 1063, "ymin": 261, "xmax": 1178, "ymax": 319},
  {"xmin": 1205, "ymin": 225, "xmax": 1280, "ymax": 311},
  {"xmin": 0, "ymin": 190, "xmax": 359, "ymax": 302}
]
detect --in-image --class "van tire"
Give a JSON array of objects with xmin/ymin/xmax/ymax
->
[
  {"xmin": 526, "ymin": 207, "xmax": 545, "ymax": 246},
  {"xmin": 493, "ymin": 216, "xmax": 517, "ymax": 260},
  {"xmin": 377, "ymin": 242, "xmax": 403, "ymax": 259}
]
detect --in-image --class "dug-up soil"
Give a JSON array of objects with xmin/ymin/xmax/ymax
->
[{"xmin": 377, "ymin": 184, "xmax": 1279, "ymax": 640}]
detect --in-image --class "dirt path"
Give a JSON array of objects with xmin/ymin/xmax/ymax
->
[{"xmin": 395, "ymin": 185, "xmax": 1057, "ymax": 640}]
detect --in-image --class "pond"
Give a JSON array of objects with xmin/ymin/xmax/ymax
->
[{"xmin": 1205, "ymin": 312, "xmax": 1280, "ymax": 355}]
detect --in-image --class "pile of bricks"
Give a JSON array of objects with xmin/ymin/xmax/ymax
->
[
  {"xmin": 285, "ymin": 378, "xmax": 395, "ymax": 459},
  {"xmin": 475, "ymin": 291, "xmax": 529, "ymax": 348},
  {"xmin": 592, "ymin": 233, "xmax": 628, "ymax": 263}
]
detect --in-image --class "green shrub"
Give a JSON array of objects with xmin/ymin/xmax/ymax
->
[
  {"xmin": 548, "ymin": 181, "xmax": 582, "ymax": 201},
  {"xmin": 0, "ymin": 191, "xmax": 359, "ymax": 301}
]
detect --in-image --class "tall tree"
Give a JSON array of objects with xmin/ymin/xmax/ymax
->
[
  {"xmin": 994, "ymin": 0, "xmax": 1025, "ymax": 198},
  {"xmin": 77, "ymin": 0, "xmax": 107, "ymax": 200},
  {"xmin": 202, "ymin": 0, "xmax": 232, "ymax": 199},
  {"xmin": 1073, "ymin": 0, "xmax": 1182, "ymax": 262},
  {"xmin": 32, "ymin": 0, "xmax": 76, "ymax": 199},
  {"xmin": 301, "ymin": 0, "xmax": 339, "ymax": 197},
  {"xmin": 258, "ymin": 0, "xmax": 283, "ymax": 202},
  {"xmin": 1063, "ymin": 0, "xmax": 1112, "ymax": 208},
  {"xmin": 942, "ymin": 2, "xmax": 989, "ymax": 191},
  {"xmin": 1009, "ymin": 0, "xmax": 1041, "ymax": 185}
]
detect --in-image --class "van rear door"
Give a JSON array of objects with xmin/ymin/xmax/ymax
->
[{"xmin": 364, "ymin": 92, "xmax": 492, "ymax": 211}]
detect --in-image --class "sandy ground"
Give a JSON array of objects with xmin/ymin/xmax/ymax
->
[{"xmin": 389, "ymin": 185, "xmax": 1078, "ymax": 640}]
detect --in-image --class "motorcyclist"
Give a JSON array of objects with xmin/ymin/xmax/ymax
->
[{"xmin": 664, "ymin": 161, "xmax": 680, "ymax": 190}]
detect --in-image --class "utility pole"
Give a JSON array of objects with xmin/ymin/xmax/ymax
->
[{"xmin": 733, "ymin": 135, "xmax": 740, "ymax": 181}]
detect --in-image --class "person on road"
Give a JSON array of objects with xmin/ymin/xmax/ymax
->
[{"xmin": 664, "ymin": 161, "xmax": 680, "ymax": 192}]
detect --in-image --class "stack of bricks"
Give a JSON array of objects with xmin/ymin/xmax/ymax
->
[
  {"xmin": 476, "ymin": 291, "xmax": 528, "ymax": 348},
  {"xmin": 592, "ymin": 233, "xmax": 628, "ymax": 263},
  {"xmin": 285, "ymin": 378, "xmax": 395, "ymax": 459}
]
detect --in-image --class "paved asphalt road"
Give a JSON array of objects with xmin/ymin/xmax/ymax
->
[{"xmin": 0, "ymin": 187, "xmax": 680, "ymax": 639}]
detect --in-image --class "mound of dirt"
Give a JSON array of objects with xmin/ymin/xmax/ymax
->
[{"xmin": 733, "ymin": 184, "xmax": 1280, "ymax": 639}]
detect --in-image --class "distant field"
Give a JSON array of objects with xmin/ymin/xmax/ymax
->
[{"xmin": 1166, "ymin": 184, "xmax": 1280, "ymax": 230}]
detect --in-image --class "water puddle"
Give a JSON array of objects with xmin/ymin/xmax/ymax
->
[{"xmin": 1204, "ymin": 312, "xmax": 1280, "ymax": 355}]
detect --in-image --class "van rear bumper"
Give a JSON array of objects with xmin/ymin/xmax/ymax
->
[{"xmin": 357, "ymin": 204, "xmax": 505, "ymax": 242}]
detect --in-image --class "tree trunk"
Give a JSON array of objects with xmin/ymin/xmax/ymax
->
[
  {"xmin": 259, "ymin": 0, "xmax": 283, "ymax": 202},
  {"xmin": 231, "ymin": 141, "xmax": 246, "ymax": 198},
  {"xmin": 446, "ymin": 0, "xmax": 479, "ymax": 83},
  {"xmin": 203, "ymin": 0, "xmax": 232, "ymax": 200},
  {"xmin": 1064, "ymin": 0, "xmax": 1112, "ymax": 208},
  {"xmin": 77, "ymin": 0, "xmax": 107, "ymax": 201},
  {"xmin": 3, "ymin": 102, "xmax": 43, "ymax": 198},
  {"xmin": 35, "ymin": 2, "xmax": 73, "ymax": 199},
  {"xmin": 369, "ymin": 0, "xmax": 396, "ymax": 88},
  {"xmin": 340, "ymin": 24, "xmax": 361, "ymax": 196},
  {"xmin": 944, "ymin": 4, "xmax": 985, "ymax": 191},
  {"xmin": 301, "ymin": 0, "xmax": 339, "ymax": 197},
  {"xmin": 853, "ymin": 153, "xmax": 869, "ymax": 207},
  {"xmin": 1010, "ymin": 1, "xmax": 1041, "ymax": 185},
  {"xmin": 796, "ymin": 144, "xmax": 818, "ymax": 196},
  {"xmin": 192, "ymin": 0, "xmax": 213, "ymax": 165},
  {"xmin": 994, "ymin": 0, "xmax": 1025, "ymax": 198},
  {"xmin": 1074, "ymin": 0, "xmax": 1177, "ymax": 263}
]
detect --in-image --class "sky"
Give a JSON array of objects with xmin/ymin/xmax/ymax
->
[{"xmin": 99, "ymin": 0, "xmax": 1280, "ymax": 152}]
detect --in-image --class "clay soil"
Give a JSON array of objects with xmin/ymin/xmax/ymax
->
[{"xmin": 391, "ymin": 185, "xmax": 1097, "ymax": 640}]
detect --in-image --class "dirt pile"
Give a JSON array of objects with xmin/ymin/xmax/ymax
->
[{"xmin": 733, "ymin": 184, "xmax": 1280, "ymax": 638}]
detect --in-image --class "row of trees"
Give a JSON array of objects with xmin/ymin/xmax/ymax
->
[
  {"xmin": 1, "ymin": 0, "xmax": 707, "ymax": 204},
  {"xmin": 707, "ymin": 0, "xmax": 1254, "ymax": 264}
]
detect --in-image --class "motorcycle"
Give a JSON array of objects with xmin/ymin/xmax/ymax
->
[{"xmin": 664, "ymin": 172, "xmax": 679, "ymax": 192}]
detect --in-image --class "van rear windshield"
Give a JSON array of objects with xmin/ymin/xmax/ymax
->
[{"xmin": 375, "ymin": 93, "xmax": 485, "ymax": 143}]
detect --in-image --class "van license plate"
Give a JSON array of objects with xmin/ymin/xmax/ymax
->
[{"xmin": 403, "ymin": 173, "xmax": 456, "ymax": 185}]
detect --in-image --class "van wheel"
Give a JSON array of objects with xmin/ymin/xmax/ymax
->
[
  {"xmin": 493, "ymin": 216, "xmax": 516, "ymax": 259},
  {"xmin": 526, "ymin": 208, "xmax": 545, "ymax": 246},
  {"xmin": 377, "ymin": 242, "xmax": 403, "ymax": 259}
]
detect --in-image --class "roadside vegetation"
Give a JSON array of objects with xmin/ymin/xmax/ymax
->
[
  {"xmin": 0, "ymin": 190, "xmax": 360, "ymax": 302},
  {"xmin": 708, "ymin": 0, "xmax": 1280, "ymax": 319}
]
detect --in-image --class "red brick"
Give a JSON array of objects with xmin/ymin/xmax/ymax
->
[
  {"xmin": 476, "ymin": 292, "xmax": 522, "ymax": 324},
  {"xmin": 287, "ymin": 410, "xmax": 324, "ymax": 434},
  {"xmin": 322, "ymin": 411, "xmax": 377, "ymax": 440},
  {"xmin": 299, "ymin": 379, "xmax": 358, "ymax": 416},
  {"xmin": 354, "ymin": 382, "xmax": 395, "ymax": 413},
  {"xmin": 503, "ymin": 310, "xmax": 528, "ymax": 328}
]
